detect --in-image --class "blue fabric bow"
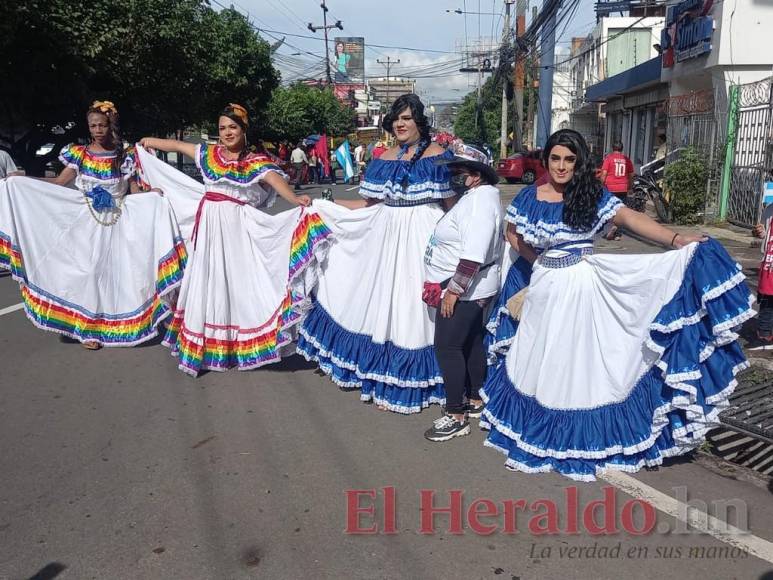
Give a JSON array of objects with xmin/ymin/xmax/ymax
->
[{"xmin": 87, "ymin": 186, "xmax": 115, "ymax": 212}]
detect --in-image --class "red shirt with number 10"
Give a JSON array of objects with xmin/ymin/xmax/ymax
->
[{"xmin": 601, "ymin": 152, "xmax": 634, "ymax": 193}]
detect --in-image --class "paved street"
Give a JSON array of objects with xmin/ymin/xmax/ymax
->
[{"xmin": 1, "ymin": 183, "xmax": 773, "ymax": 580}]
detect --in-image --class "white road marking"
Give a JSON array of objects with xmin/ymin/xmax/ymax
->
[
  {"xmin": 0, "ymin": 302, "xmax": 23, "ymax": 316},
  {"xmin": 346, "ymin": 185, "xmax": 359, "ymax": 191},
  {"xmin": 600, "ymin": 470, "xmax": 773, "ymax": 564}
]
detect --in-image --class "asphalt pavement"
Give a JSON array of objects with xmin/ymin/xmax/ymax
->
[{"xmin": 1, "ymin": 182, "xmax": 773, "ymax": 580}]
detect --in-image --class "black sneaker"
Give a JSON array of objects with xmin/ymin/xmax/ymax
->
[
  {"xmin": 467, "ymin": 401, "xmax": 484, "ymax": 419},
  {"xmin": 424, "ymin": 415, "xmax": 471, "ymax": 442}
]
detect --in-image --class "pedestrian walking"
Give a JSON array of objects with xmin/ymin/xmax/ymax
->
[
  {"xmin": 753, "ymin": 206, "xmax": 773, "ymax": 343},
  {"xmin": 308, "ymin": 149, "xmax": 319, "ymax": 184},
  {"xmin": 291, "ymin": 142, "xmax": 308, "ymax": 190},
  {"xmin": 0, "ymin": 101, "xmax": 186, "ymax": 349},
  {"xmin": 138, "ymin": 104, "xmax": 331, "ymax": 376},
  {"xmin": 422, "ymin": 143, "xmax": 504, "ymax": 441},
  {"xmin": 329, "ymin": 149, "xmax": 338, "ymax": 184},
  {"xmin": 353, "ymin": 142, "xmax": 364, "ymax": 181},
  {"xmin": 298, "ymin": 94, "xmax": 456, "ymax": 413},
  {"xmin": 600, "ymin": 141, "xmax": 634, "ymax": 240},
  {"xmin": 480, "ymin": 129, "xmax": 753, "ymax": 481}
]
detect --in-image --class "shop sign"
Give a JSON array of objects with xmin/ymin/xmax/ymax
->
[{"xmin": 661, "ymin": 0, "xmax": 715, "ymax": 68}]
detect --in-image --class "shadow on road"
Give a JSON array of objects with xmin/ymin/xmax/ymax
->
[
  {"xmin": 26, "ymin": 562, "xmax": 66, "ymax": 580},
  {"xmin": 263, "ymin": 353, "xmax": 317, "ymax": 372}
]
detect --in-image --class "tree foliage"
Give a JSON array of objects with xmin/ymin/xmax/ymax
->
[
  {"xmin": 664, "ymin": 147, "xmax": 709, "ymax": 225},
  {"xmin": 265, "ymin": 84, "xmax": 355, "ymax": 143},
  {"xmin": 0, "ymin": 1, "xmax": 278, "ymax": 174},
  {"xmin": 453, "ymin": 74, "xmax": 504, "ymax": 152}
]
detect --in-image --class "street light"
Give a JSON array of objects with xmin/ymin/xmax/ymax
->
[{"xmin": 446, "ymin": 8, "xmax": 500, "ymax": 15}]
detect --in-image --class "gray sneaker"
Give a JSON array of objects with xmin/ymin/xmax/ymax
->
[
  {"xmin": 424, "ymin": 415, "xmax": 471, "ymax": 442},
  {"xmin": 467, "ymin": 401, "xmax": 485, "ymax": 419}
]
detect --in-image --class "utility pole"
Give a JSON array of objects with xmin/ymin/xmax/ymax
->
[
  {"xmin": 377, "ymin": 56, "xmax": 400, "ymax": 112},
  {"xmin": 461, "ymin": 51, "xmax": 494, "ymax": 142},
  {"xmin": 308, "ymin": 1, "xmax": 343, "ymax": 86},
  {"xmin": 536, "ymin": 3, "xmax": 557, "ymax": 148},
  {"xmin": 513, "ymin": 0, "xmax": 527, "ymax": 151},
  {"xmin": 526, "ymin": 5, "xmax": 538, "ymax": 149},
  {"xmin": 499, "ymin": 0, "xmax": 514, "ymax": 159}
]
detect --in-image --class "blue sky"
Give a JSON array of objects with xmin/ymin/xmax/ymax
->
[{"xmin": 236, "ymin": 0, "xmax": 597, "ymax": 101}]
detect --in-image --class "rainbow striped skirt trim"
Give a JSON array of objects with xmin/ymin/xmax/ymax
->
[
  {"xmin": 162, "ymin": 209, "xmax": 331, "ymax": 376},
  {"xmin": 1, "ymin": 233, "xmax": 187, "ymax": 346}
]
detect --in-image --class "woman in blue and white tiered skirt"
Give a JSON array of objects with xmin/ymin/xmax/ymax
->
[
  {"xmin": 481, "ymin": 129, "xmax": 755, "ymax": 481},
  {"xmin": 298, "ymin": 94, "xmax": 456, "ymax": 413}
]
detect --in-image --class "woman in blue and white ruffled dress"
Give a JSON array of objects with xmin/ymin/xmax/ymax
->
[
  {"xmin": 481, "ymin": 129, "xmax": 754, "ymax": 481},
  {"xmin": 298, "ymin": 94, "xmax": 456, "ymax": 413}
]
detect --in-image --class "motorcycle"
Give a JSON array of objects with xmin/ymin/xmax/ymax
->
[{"xmin": 627, "ymin": 152, "xmax": 677, "ymax": 223}]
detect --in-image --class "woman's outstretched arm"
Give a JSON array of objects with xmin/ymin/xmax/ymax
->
[{"xmin": 139, "ymin": 137, "xmax": 197, "ymax": 160}]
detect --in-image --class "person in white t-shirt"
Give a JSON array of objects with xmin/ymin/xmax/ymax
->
[
  {"xmin": 0, "ymin": 149, "xmax": 21, "ymax": 179},
  {"xmin": 422, "ymin": 143, "xmax": 504, "ymax": 442}
]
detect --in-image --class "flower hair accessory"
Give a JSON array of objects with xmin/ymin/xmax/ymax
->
[
  {"xmin": 91, "ymin": 100, "xmax": 118, "ymax": 115},
  {"xmin": 228, "ymin": 103, "xmax": 249, "ymax": 126}
]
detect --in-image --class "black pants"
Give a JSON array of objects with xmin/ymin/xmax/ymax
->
[
  {"xmin": 759, "ymin": 294, "xmax": 773, "ymax": 337},
  {"xmin": 434, "ymin": 300, "xmax": 487, "ymax": 414}
]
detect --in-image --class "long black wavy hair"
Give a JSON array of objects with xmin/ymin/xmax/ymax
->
[
  {"xmin": 383, "ymin": 93, "xmax": 432, "ymax": 167},
  {"xmin": 543, "ymin": 129, "xmax": 603, "ymax": 231}
]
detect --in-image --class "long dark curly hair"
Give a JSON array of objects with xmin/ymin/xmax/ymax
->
[
  {"xmin": 383, "ymin": 93, "xmax": 432, "ymax": 166},
  {"xmin": 86, "ymin": 103, "xmax": 124, "ymax": 174},
  {"xmin": 542, "ymin": 129, "xmax": 603, "ymax": 231}
]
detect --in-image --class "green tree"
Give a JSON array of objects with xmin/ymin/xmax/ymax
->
[
  {"xmin": 0, "ymin": 1, "xmax": 278, "ymax": 174},
  {"xmin": 664, "ymin": 147, "xmax": 709, "ymax": 225},
  {"xmin": 265, "ymin": 83, "xmax": 355, "ymax": 143},
  {"xmin": 453, "ymin": 75, "xmax": 504, "ymax": 155}
]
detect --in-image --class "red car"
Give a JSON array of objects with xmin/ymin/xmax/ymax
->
[{"xmin": 496, "ymin": 150, "xmax": 547, "ymax": 185}]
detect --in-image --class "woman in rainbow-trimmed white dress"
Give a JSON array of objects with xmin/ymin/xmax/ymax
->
[
  {"xmin": 138, "ymin": 104, "xmax": 331, "ymax": 376},
  {"xmin": 0, "ymin": 101, "xmax": 186, "ymax": 349},
  {"xmin": 298, "ymin": 94, "xmax": 456, "ymax": 413},
  {"xmin": 481, "ymin": 129, "xmax": 754, "ymax": 481}
]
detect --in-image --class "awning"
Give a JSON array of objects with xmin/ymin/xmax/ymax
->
[{"xmin": 585, "ymin": 55, "xmax": 663, "ymax": 102}]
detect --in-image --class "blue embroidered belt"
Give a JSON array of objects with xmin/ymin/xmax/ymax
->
[
  {"xmin": 537, "ymin": 240, "xmax": 594, "ymax": 269},
  {"xmin": 383, "ymin": 197, "xmax": 443, "ymax": 207}
]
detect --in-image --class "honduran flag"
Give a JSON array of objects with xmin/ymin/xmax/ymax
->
[{"xmin": 335, "ymin": 140, "xmax": 355, "ymax": 183}]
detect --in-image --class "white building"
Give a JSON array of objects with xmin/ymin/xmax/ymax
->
[
  {"xmin": 551, "ymin": 51, "xmax": 573, "ymax": 132},
  {"xmin": 569, "ymin": 16, "xmax": 666, "ymax": 155}
]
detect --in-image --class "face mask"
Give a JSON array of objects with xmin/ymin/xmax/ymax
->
[{"xmin": 450, "ymin": 174, "xmax": 468, "ymax": 195}]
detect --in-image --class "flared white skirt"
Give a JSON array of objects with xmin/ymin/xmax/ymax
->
[
  {"xmin": 0, "ymin": 177, "xmax": 186, "ymax": 346},
  {"xmin": 481, "ymin": 240, "xmax": 755, "ymax": 480},
  {"xmin": 298, "ymin": 200, "xmax": 445, "ymax": 413}
]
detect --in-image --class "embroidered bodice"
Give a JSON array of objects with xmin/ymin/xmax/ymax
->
[
  {"xmin": 505, "ymin": 185, "xmax": 623, "ymax": 250},
  {"xmin": 195, "ymin": 144, "xmax": 287, "ymax": 207},
  {"xmin": 59, "ymin": 144, "xmax": 136, "ymax": 196},
  {"xmin": 359, "ymin": 148, "xmax": 454, "ymax": 206}
]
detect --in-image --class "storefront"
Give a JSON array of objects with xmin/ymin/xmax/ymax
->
[{"xmin": 585, "ymin": 56, "xmax": 668, "ymax": 168}]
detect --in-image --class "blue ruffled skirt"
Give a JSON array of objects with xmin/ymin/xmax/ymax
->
[
  {"xmin": 298, "ymin": 200, "xmax": 445, "ymax": 413},
  {"xmin": 481, "ymin": 239, "xmax": 755, "ymax": 481},
  {"xmin": 484, "ymin": 255, "xmax": 532, "ymax": 365}
]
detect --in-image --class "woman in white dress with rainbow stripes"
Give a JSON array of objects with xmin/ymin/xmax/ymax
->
[{"xmin": 138, "ymin": 104, "xmax": 331, "ymax": 376}]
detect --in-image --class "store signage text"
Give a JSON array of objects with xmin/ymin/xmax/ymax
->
[{"xmin": 661, "ymin": 0, "xmax": 715, "ymax": 68}]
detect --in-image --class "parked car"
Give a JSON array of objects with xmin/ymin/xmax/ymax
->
[{"xmin": 496, "ymin": 150, "xmax": 546, "ymax": 184}]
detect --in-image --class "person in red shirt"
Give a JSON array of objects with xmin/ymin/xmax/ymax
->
[{"xmin": 600, "ymin": 141, "xmax": 634, "ymax": 240}]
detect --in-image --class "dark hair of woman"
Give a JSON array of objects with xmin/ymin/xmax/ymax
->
[
  {"xmin": 86, "ymin": 104, "xmax": 124, "ymax": 174},
  {"xmin": 542, "ymin": 129, "xmax": 603, "ymax": 231},
  {"xmin": 220, "ymin": 104, "xmax": 251, "ymax": 162},
  {"xmin": 382, "ymin": 93, "xmax": 432, "ymax": 168}
]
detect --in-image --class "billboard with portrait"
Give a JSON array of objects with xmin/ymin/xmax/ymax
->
[{"xmin": 332, "ymin": 37, "xmax": 365, "ymax": 84}]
